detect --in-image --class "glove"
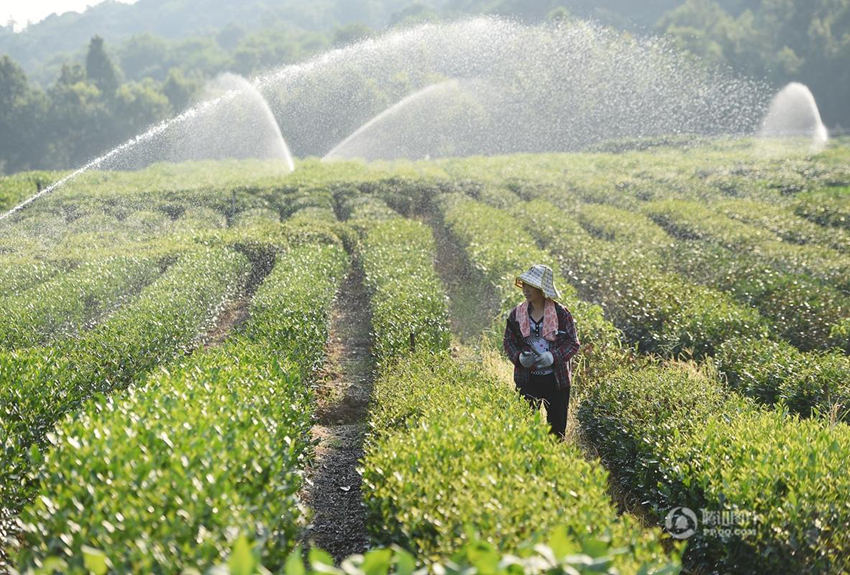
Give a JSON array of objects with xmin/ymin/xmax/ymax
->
[
  {"xmin": 533, "ymin": 351, "xmax": 554, "ymax": 369},
  {"xmin": 519, "ymin": 350, "xmax": 537, "ymax": 368}
]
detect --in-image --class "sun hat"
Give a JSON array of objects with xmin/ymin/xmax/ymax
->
[{"xmin": 515, "ymin": 264, "xmax": 561, "ymax": 300}]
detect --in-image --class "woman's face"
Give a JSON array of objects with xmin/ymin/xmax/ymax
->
[{"xmin": 522, "ymin": 283, "xmax": 544, "ymax": 302}]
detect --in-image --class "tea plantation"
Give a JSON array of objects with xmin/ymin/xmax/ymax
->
[{"xmin": 0, "ymin": 138, "xmax": 848, "ymax": 574}]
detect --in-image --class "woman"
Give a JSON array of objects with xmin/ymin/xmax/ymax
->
[{"xmin": 503, "ymin": 264, "xmax": 580, "ymax": 439}]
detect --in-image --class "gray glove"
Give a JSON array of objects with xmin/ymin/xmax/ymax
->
[
  {"xmin": 519, "ymin": 350, "xmax": 537, "ymax": 368},
  {"xmin": 533, "ymin": 351, "xmax": 554, "ymax": 369}
]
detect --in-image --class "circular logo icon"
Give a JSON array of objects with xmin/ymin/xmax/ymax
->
[{"xmin": 665, "ymin": 506, "xmax": 698, "ymax": 539}]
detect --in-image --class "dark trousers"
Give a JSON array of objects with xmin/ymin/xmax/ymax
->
[{"xmin": 517, "ymin": 373, "xmax": 569, "ymax": 439}]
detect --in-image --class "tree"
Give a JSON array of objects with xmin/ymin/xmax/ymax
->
[
  {"xmin": 113, "ymin": 79, "xmax": 171, "ymax": 141},
  {"xmin": 389, "ymin": 3, "xmax": 440, "ymax": 27},
  {"xmin": 162, "ymin": 68, "xmax": 200, "ymax": 113},
  {"xmin": 47, "ymin": 64, "xmax": 110, "ymax": 168},
  {"xmin": 119, "ymin": 34, "xmax": 169, "ymax": 81},
  {"xmin": 232, "ymin": 28, "xmax": 299, "ymax": 76},
  {"xmin": 656, "ymin": 0, "xmax": 735, "ymax": 67},
  {"xmin": 0, "ymin": 56, "xmax": 48, "ymax": 173},
  {"xmin": 0, "ymin": 56, "xmax": 32, "ymax": 172},
  {"xmin": 86, "ymin": 35, "xmax": 120, "ymax": 96},
  {"xmin": 216, "ymin": 23, "xmax": 246, "ymax": 51},
  {"xmin": 57, "ymin": 63, "xmax": 87, "ymax": 86}
]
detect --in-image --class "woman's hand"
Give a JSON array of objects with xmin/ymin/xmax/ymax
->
[
  {"xmin": 533, "ymin": 351, "xmax": 554, "ymax": 369},
  {"xmin": 519, "ymin": 350, "xmax": 537, "ymax": 367}
]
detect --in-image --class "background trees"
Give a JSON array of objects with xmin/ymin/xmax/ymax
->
[{"xmin": 0, "ymin": 0, "xmax": 847, "ymax": 174}]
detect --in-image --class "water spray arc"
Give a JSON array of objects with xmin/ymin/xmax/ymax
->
[
  {"xmin": 322, "ymin": 79, "xmax": 495, "ymax": 161},
  {"xmin": 759, "ymin": 82, "xmax": 828, "ymax": 152},
  {"xmin": 2, "ymin": 16, "xmax": 796, "ymax": 221},
  {"xmin": 165, "ymin": 73, "xmax": 295, "ymax": 169},
  {"xmin": 259, "ymin": 18, "xmax": 772, "ymax": 161}
]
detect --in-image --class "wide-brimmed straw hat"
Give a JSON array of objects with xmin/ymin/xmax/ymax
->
[{"xmin": 515, "ymin": 264, "xmax": 561, "ymax": 300}]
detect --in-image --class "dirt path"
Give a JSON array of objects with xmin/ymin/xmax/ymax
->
[
  {"xmin": 301, "ymin": 265, "xmax": 373, "ymax": 561},
  {"xmin": 202, "ymin": 296, "xmax": 250, "ymax": 348}
]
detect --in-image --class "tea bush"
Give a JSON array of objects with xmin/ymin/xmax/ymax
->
[
  {"xmin": 355, "ymin": 217, "xmax": 450, "ymax": 363},
  {"xmin": 716, "ymin": 337, "xmax": 850, "ymax": 420},
  {"xmin": 578, "ymin": 364, "xmax": 850, "ymax": 574},
  {"xmin": 793, "ymin": 187, "xmax": 850, "ymax": 231},
  {"xmin": 0, "ymin": 255, "xmax": 162, "ymax": 349},
  {"xmin": 644, "ymin": 199, "xmax": 850, "ymax": 293},
  {"xmin": 511, "ymin": 200, "xmax": 766, "ymax": 359},
  {"xmin": 663, "ymin": 240, "xmax": 849, "ymax": 351}
]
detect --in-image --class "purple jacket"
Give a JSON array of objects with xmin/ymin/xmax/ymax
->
[{"xmin": 503, "ymin": 301, "xmax": 580, "ymax": 391}]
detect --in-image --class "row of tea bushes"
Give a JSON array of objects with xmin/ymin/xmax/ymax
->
[
  {"xmin": 14, "ymin": 238, "xmax": 350, "ymax": 573},
  {"xmin": 643, "ymin": 199, "xmax": 850, "ymax": 294},
  {"xmin": 362, "ymin": 353, "xmax": 679, "ymax": 572},
  {"xmin": 712, "ymin": 198, "xmax": 850, "ymax": 254},
  {"xmin": 437, "ymin": 193, "xmax": 565, "ymax": 312},
  {"xmin": 0, "ymin": 211, "xmax": 70, "ymax": 259},
  {"xmin": 0, "ymin": 168, "xmax": 305, "ymax": 264},
  {"xmin": 792, "ymin": 187, "xmax": 850, "ymax": 232},
  {"xmin": 519, "ymin": 199, "xmax": 850, "ymax": 419},
  {"xmin": 574, "ymin": 202, "xmax": 672, "ymax": 255},
  {"xmin": 339, "ymin": 191, "xmax": 401, "ymax": 222},
  {"xmin": 24, "ymin": 162, "xmax": 285, "ymax": 224},
  {"xmin": 570, "ymin": 201, "xmax": 849, "ymax": 352},
  {"xmin": 354, "ymin": 217, "xmax": 451, "ymax": 363},
  {"xmin": 0, "ymin": 247, "xmax": 251, "ymax": 513},
  {"xmin": 716, "ymin": 337, "xmax": 850, "ymax": 421},
  {"xmin": 0, "ymin": 172, "xmax": 65, "ymax": 213},
  {"xmin": 0, "ymin": 255, "xmax": 163, "ymax": 349},
  {"xmin": 664, "ymin": 239, "xmax": 849, "ymax": 352},
  {"xmin": 577, "ymin": 363, "xmax": 850, "ymax": 574},
  {"xmin": 239, "ymin": 238, "xmax": 349, "ymax": 373},
  {"xmin": 0, "ymin": 257, "xmax": 65, "ymax": 298}
]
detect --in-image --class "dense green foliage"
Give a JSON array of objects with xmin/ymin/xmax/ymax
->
[
  {"xmin": 0, "ymin": 247, "xmax": 250, "ymax": 512},
  {"xmin": 349, "ymin": 204, "xmax": 676, "ymax": 571},
  {"xmin": 15, "ymin": 238, "xmax": 349, "ymax": 572},
  {"xmin": 363, "ymin": 353, "xmax": 678, "ymax": 572},
  {"xmin": 578, "ymin": 364, "xmax": 850, "ymax": 573},
  {"xmin": 0, "ymin": 255, "xmax": 161, "ymax": 349},
  {"xmin": 570, "ymin": 200, "xmax": 850, "ymax": 352},
  {"xmin": 510, "ymin": 199, "xmax": 769, "ymax": 359},
  {"xmin": 350, "ymin": 210, "xmax": 451, "ymax": 362},
  {"xmin": 643, "ymin": 198, "xmax": 850, "ymax": 293},
  {"xmin": 716, "ymin": 337, "xmax": 850, "ymax": 420}
]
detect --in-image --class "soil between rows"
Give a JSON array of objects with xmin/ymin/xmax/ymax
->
[{"xmin": 300, "ymin": 264, "xmax": 373, "ymax": 561}]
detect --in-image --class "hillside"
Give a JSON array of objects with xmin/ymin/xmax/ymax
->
[{"xmin": 1, "ymin": 138, "xmax": 849, "ymax": 572}]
